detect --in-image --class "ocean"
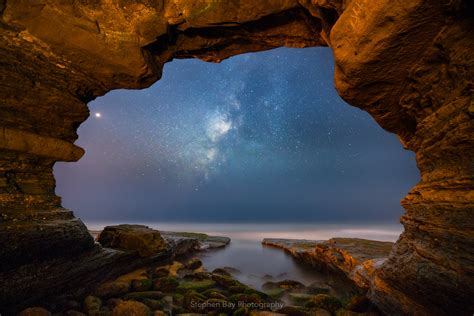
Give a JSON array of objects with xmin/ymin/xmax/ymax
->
[{"xmin": 85, "ymin": 222, "xmax": 401, "ymax": 291}]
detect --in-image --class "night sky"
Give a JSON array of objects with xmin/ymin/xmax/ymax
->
[{"xmin": 54, "ymin": 47, "xmax": 419, "ymax": 223}]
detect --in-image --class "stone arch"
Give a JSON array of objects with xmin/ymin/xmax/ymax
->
[{"xmin": 0, "ymin": 1, "xmax": 472, "ymax": 314}]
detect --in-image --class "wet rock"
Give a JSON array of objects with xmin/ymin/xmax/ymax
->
[
  {"xmin": 263, "ymin": 288, "xmax": 285, "ymax": 299},
  {"xmin": 206, "ymin": 291, "xmax": 227, "ymax": 300},
  {"xmin": 212, "ymin": 268, "xmax": 232, "ymax": 276},
  {"xmin": 141, "ymin": 299, "xmax": 163, "ymax": 310},
  {"xmin": 184, "ymin": 258, "xmax": 202, "ymax": 270},
  {"xmin": 276, "ymin": 306, "xmax": 308, "ymax": 316},
  {"xmin": 310, "ymin": 309, "xmax": 332, "ymax": 316},
  {"xmin": 98, "ymin": 225, "xmax": 168, "ymax": 257},
  {"xmin": 154, "ymin": 276, "xmax": 179, "ymax": 292},
  {"xmin": 18, "ymin": 307, "xmax": 52, "ymax": 316},
  {"xmin": 95, "ymin": 281, "xmax": 131, "ymax": 297},
  {"xmin": 212, "ymin": 274, "xmax": 244, "ymax": 289},
  {"xmin": 289, "ymin": 293, "xmax": 315, "ymax": 306},
  {"xmin": 262, "ymin": 238, "xmax": 392, "ymax": 290},
  {"xmin": 161, "ymin": 232, "xmax": 231, "ymax": 250},
  {"xmin": 123, "ymin": 291, "xmax": 164, "ymax": 301},
  {"xmin": 223, "ymin": 267, "xmax": 241, "ymax": 274},
  {"xmin": 117, "ymin": 269, "xmax": 149, "ymax": 283},
  {"xmin": 106, "ymin": 299, "xmax": 123, "ymax": 310},
  {"xmin": 132, "ymin": 279, "xmax": 153, "ymax": 292},
  {"xmin": 305, "ymin": 294, "xmax": 343, "ymax": 313},
  {"xmin": 276, "ymin": 280, "xmax": 305, "ymax": 290},
  {"xmin": 177, "ymin": 279, "xmax": 216, "ymax": 293},
  {"xmin": 232, "ymin": 307, "xmax": 249, "ymax": 316},
  {"xmin": 306, "ymin": 283, "xmax": 331, "ymax": 295},
  {"xmin": 111, "ymin": 300, "xmax": 151, "ymax": 316},
  {"xmin": 228, "ymin": 293, "xmax": 262, "ymax": 304},
  {"xmin": 183, "ymin": 290, "xmax": 207, "ymax": 310},
  {"xmin": 84, "ymin": 296, "xmax": 102, "ymax": 314}
]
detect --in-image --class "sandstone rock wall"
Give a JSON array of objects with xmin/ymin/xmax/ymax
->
[{"xmin": 0, "ymin": 0, "xmax": 472, "ymax": 314}]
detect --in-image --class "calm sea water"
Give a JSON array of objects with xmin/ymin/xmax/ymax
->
[{"xmin": 85, "ymin": 222, "xmax": 402, "ymax": 291}]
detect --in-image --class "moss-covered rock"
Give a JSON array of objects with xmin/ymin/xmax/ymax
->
[
  {"xmin": 183, "ymin": 290, "xmax": 207, "ymax": 310},
  {"xmin": 261, "ymin": 282, "xmax": 278, "ymax": 291},
  {"xmin": 111, "ymin": 300, "xmax": 150, "ymax": 316},
  {"xmin": 276, "ymin": 306, "xmax": 309, "ymax": 316},
  {"xmin": 141, "ymin": 298, "xmax": 163, "ymax": 310},
  {"xmin": 290, "ymin": 293, "xmax": 316, "ymax": 306},
  {"xmin": 306, "ymin": 283, "xmax": 331, "ymax": 295},
  {"xmin": 263, "ymin": 288, "xmax": 285, "ymax": 299},
  {"xmin": 95, "ymin": 281, "xmax": 131, "ymax": 297},
  {"xmin": 243, "ymin": 288, "xmax": 268, "ymax": 299},
  {"xmin": 98, "ymin": 224, "xmax": 168, "ymax": 257},
  {"xmin": 154, "ymin": 266, "xmax": 170, "ymax": 278},
  {"xmin": 228, "ymin": 294, "xmax": 262, "ymax": 304},
  {"xmin": 305, "ymin": 294, "xmax": 342, "ymax": 313},
  {"xmin": 177, "ymin": 279, "xmax": 216, "ymax": 293},
  {"xmin": 275, "ymin": 280, "xmax": 305, "ymax": 290},
  {"xmin": 212, "ymin": 268, "xmax": 231, "ymax": 276},
  {"xmin": 132, "ymin": 279, "xmax": 153, "ymax": 292},
  {"xmin": 233, "ymin": 307, "xmax": 249, "ymax": 316},
  {"xmin": 229, "ymin": 285, "xmax": 249, "ymax": 294},
  {"xmin": 123, "ymin": 291, "xmax": 164, "ymax": 301},
  {"xmin": 154, "ymin": 276, "xmax": 179, "ymax": 292},
  {"xmin": 184, "ymin": 258, "xmax": 203, "ymax": 270},
  {"xmin": 84, "ymin": 296, "xmax": 102, "ymax": 314}
]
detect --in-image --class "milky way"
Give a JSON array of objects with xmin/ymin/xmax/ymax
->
[{"xmin": 54, "ymin": 47, "xmax": 419, "ymax": 222}]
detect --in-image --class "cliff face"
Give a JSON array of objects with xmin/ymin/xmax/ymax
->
[{"xmin": 0, "ymin": 1, "xmax": 472, "ymax": 314}]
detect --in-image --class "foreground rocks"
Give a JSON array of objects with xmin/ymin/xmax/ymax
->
[
  {"xmin": 2, "ymin": 226, "xmax": 230, "ymax": 314},
  {"xmin": 19, "ymin": 257, "xmax": 379, "ymax": 316},
  {"xmin": 262, "ymin": 238, "xmax": 393, "ymax": 292}
]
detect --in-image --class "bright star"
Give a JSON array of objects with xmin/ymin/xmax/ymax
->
[{"xmin": 95, "ymin": 112, "xmax": 102, "ymax": 118}]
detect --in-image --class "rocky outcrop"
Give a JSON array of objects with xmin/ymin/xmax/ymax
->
[
  {"xmin": 160, "ymin": 231, "xmax": 231, "ymax": 250},
  {"xmin": 1, "ymin": 226, "xmax": 230, "ymax": 314},
  {"xmin": 0, "ymin": 0, "xmax": 472, "ymax": 315},
  {"xmin": 262, "ymin": 238, "xmax": 393, "ymax": 290},
  {"xmin": 98, "ymin": 225, "xmax": 168, "ymax": 257}
]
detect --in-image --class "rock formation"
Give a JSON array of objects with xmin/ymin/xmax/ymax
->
[
  {"xmin": 0, "ymin": 0, "xmax": 472, "ymax": 315},
  {"xmin": 262, "ymin": 238, "xmax": 393, "ymax": 291}
]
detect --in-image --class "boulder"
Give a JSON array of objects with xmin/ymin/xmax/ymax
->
[
  {"xmin": 305, "ymin": 294, "xmax": 343, "ymax": 313},
  {"xmin": 111, "ymin": 301, "xmax": 151, "ymax": 316},
  {"xmin": 18, "ymin": 307, "xmax": 52, "ymax": 316},
  {"xmin": 132, "ymin": 279, "xmax": 153, "ymax": 292},
  {"xmin": 83, "ymin": 296, "xmax": 102, "ymax": 314},
  {"xmin": 98, "ymin": 225, "xmax": 168, "ymax": 257},
  {"xmin": 184, "ymin": 258, "xmax": 202, "ymax": 270},
  {"xmin": 95, "ymin": 281, "xmax": 131, "ymax": 297}
]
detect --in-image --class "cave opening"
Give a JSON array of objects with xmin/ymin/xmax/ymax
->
[{"xmin": 53, "ymin": 47, "xmax": 419, "ymax": 238}]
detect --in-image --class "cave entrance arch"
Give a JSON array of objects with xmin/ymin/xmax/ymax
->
[{"xmin": 0, "ymin": 1, "xmax": 472, "ymax": 315}]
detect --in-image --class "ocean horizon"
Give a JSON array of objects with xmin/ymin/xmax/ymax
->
[{"xmin": 84, "ymin": 221, "xmax": 403, "ymax": 242}]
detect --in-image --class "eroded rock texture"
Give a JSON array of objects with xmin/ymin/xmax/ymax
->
[{"xmin": 0, "ymin": 0, "xmax": 472, "ymax": 315}]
